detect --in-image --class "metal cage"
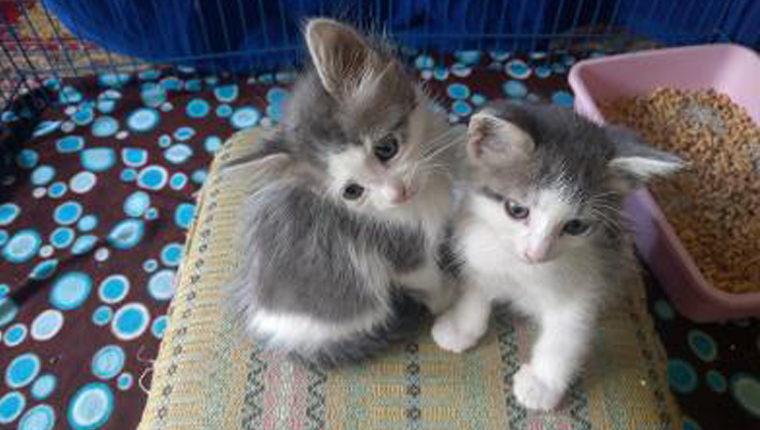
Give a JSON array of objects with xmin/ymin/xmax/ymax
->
[{"xmin": 1, "ymin": 0, "xmax": 759, "ymax": 114}]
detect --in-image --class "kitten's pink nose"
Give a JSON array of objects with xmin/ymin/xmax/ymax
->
[
  {"xmin": 522, "ymin": 251, "xmax": 543, "ymax": 264},
  {"xmin": 381, "ymin": 182, "xmax": 409, "ymax": 204},
  {"xmin": 523, "ymin": 235, "xmax": 554, "ymax": 264},
  {"xmin": 522, "ymin": 246, "xmax": 550, "ymax": 264}
]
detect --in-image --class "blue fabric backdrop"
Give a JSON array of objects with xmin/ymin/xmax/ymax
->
[{"xmin": 43, "ymin": 0, "xmax": 758, "ymax": 71}]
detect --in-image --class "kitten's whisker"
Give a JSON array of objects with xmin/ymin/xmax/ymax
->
[
  {"xmin": 591, "ymin": 209, "xmax": 624, "ymax": 233},
  {"xmin": 418, "ymin": 161, "xmax": 450, "ymax": 170},
  {"xmin": 416, "ymin": 127, "xmax": 453, "ymax": 149},
  {"xmin": 591, "ymin": 204, "xmax": 622, "ymax": 216},
  {"xmin": 417, "ymin": 132, "xmax": 458, "ymax": 158},
  {"xmin": 424, "ymin": 129, "xmax": 460, "ymax": 152},
  {"xmin": 418, "ymin": 166, "xmax": 453, "ymax": 179},
  {"xmin": 420, "ymin": 125, "xmax": 460, "ymax": 150},
  {"xmin": 592, "ymin": 190, "xmax": 622, "ymax": 199},
  {"xmin": 419, "ymin": 134, "xmax": 462, "ymax": 164},
  {"xmin": 401, "ymin": 129, "xmax": 456, "ymax": 180}
]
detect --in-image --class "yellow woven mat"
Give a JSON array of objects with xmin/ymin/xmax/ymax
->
[{"xmin": 138, "ymin": 126, "xmax": 682, "ymax": 430}]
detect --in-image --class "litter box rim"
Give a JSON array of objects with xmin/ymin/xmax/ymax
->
[{"xmin": 569, "ymin": 43, "xmax": 760, "ymax": 322}]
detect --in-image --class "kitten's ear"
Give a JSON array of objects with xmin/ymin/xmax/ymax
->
[
  {"xmin": 606, "ymin": 125, "xmax": 684, "ymax": 192},
  {"xmin": 305, "ymin": 18, "xmax": 383, "ymax": 99},
  {"xmin": 467, "ymin": 111, "xmax": 534, "ymax": 164}
]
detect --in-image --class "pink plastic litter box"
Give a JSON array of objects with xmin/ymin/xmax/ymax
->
[{"xmin": 569, "ymin": 43, "xmax": 760, "ymax": 322}]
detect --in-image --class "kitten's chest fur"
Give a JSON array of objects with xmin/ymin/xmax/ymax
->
[{"xmin": 388, "ymin": 175, "xmax": 452, "ymax": 253}]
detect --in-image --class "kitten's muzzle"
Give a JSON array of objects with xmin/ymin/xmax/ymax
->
[
  {"xmin": 380, "ymin": 180, "xmax": 411, "ymax": 205},
  {"xmin": 522, "ymin": 251, "xmax": 548, "ymax": 265},
  {"xmin": 522, "ymin": 242, "xmax": 553, "ymax": 264}
]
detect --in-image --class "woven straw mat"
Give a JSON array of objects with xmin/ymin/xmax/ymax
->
[{"xmin": 138, "ymin": 126, "xmax": 683, "ymax": 430}]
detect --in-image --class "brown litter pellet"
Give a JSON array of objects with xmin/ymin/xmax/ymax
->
[{"xmin": 601, "ymin": 88, "xmax": 760, "ymax": 294}]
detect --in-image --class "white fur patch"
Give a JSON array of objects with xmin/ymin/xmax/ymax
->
[
  {"xmin": 438, "ymin": 184, "xmax": 612, "ymax": 410},
  {"xmin": 249, "ymin": 307, "xmax": 391, "ymax": 352},
  {"xmin": 326, "ymin": 145, "xmax": 370, "ymax": 201},
  {"xmin": 465, "ymin": 187, "xmax": 587, "ymax": 266},
  {"xmin": 430, "ymin": 284, "xmax": 491, "ymax": 352}
]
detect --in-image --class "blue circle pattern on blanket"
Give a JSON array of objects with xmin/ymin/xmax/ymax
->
[
  {"xmin": 31, "ymin": 166, "xmax": 55, "ymax": 186},
  {"xmin": 18, "ymin": 404, "xmax": 56, "ymax": 430},
  {"xmin": 99, "ymin": 275, "xmax": 130, "ymax": 304},
  {"xmin": 1, "ymin": 52, "xmax": 746, "ymax": 430},
  {"xmin": 91, "ymin": 116, "xmax": 119, "ymax": 137},
  {"xmin": 3, "ymin": 230, "xmax": 41, "ymax": 263},
  {"xmin": 29, "ymin": 259, "xmax": 59, "ymax": 281},
  {"xmin": 0, "ymin": 203, "xmax": 20, "ymax": 226},
  {"xmin": 31, "ymin": 375, "xmax": 57, "ymax": 400},
  {"xmin": 4, "ymin": 324, "xmax": 27, "ymax": 347},
  {"xmin": 137, "ymin": 166, "xmax": 168, "ymax": 190},
  {"xmin": 71, "ymin": 235, "xmax": 98, "ymax": 255},
  {"xmin": 5, "ymin": 353, "xmax": 41, "ymax": 389},
  {"xmin": 91, "ymin": 345, "xmax": 126, "ymax": 380},
  {"xmin": 124, "ymin": 191, "xmax": 151, "ymax": 218},
  {"xmin": 16, "ymin": 149, "xmax": 39, "ymax": 169},
  {"xmin": 56, "ymin": 136, "xmax": 84, "ymax": 153},
  {"xmin": 30, "ymin": 310, "xmax": 64, "ymax": 341},
  {"xmin": 50, "ymin": 227, "xmax": 75, "ymax": 248},
  {"xmin": 127, "ymin": 108, "xmax": 160, "ymax": 132},
  {"xmin": 111, "ymin": 303, "xmax": 150, "ymax": 341},
  {"xmin": 81, "ymin": 148, "xmax": 117, "ymax": 172},
  {"xmin": 68, "ymin": 383, "xmax": 113, "ymax": 430},
  {"xmin": 117, "ymin": 373, "xmax": 133, "ymax": 391},
  {"xmin": 70, "ymin": 172, "xmax": 97, "ymax": 194},
  {"xmin": 48, "ymin": 181, "xmax": 67, "ymax": 198},
  {"xmin": 186, "ymin": 99, "xmax": 210, "ymax": 118},
  {"xmin": 49, "ymin": 272, "xmax": 92, "ymax": 310},
  {"xmin": 0, "ymin": 391, "xmax": 26, "ymax": 424},
  {"xmin": 92, "ymin": 306, "xmax": 113, "ymax": 326},
  {"xmin": 148, "ymin": 270, "xmax": 176, "ymax": 301},
  {"xmin": 107, "ymin": 219, "xmax": 145, "ymax": 249}
]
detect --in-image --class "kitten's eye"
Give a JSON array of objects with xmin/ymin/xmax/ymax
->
[
  {"xmin": 374, "ymin": 134, "xmax": 399, "ymax": 162},
  {"xmin": 563, "ymin": 219, "xmax": 592, "ymax": 236},
  {"xmin": 505, "ymin": 199, "xmax": 530, "ymax": 220},
  {"xmin": 342, "ymin": 183, "xmax": 365, "ymax": 201}
]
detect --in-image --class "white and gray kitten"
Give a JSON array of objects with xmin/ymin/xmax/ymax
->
[
  {"xmin": 225, "ymin": 19, "xmax": 461, "ymax": 367},
  {"xmin": 432, "ymin": 101, "xmax": 682, "ymax": 410}
]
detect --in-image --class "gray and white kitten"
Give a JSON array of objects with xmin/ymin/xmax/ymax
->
[
  {"xmin": 225, "ymin": 19, "xmax": 461, "ymax": 367},
  {"xmin": 432, "ymin": 101, "xmax": 682, "ymax": 410}
]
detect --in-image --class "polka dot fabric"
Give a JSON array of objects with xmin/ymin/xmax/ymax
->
[
  {"xmin": 642, "ymin": 268, "xmax": 760, "ymax": 430},
  {"xmin": 0, "ymin": 67, "xmax": 251, "ymax": 430},
  {"xmin": 0, "ymin": 51, "xmax": 757, "ymax": 430}
]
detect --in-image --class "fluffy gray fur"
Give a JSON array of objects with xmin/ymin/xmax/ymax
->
[
  {"xmin": 224, "ymin": 19, "xmax": 458, "ymax": 367},
  {"xmin": 235, "ymin": 178, "xmax": 425, "ymax": 322}
]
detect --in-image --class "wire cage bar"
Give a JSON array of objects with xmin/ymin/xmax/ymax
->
[{"xmin": 1, "ymin": 0, "xmax": 759, "ymax": 114}]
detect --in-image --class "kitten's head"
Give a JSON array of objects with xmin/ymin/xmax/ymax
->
[
  {"xmin": 284, "ymin": 19, "xmax": 450, "ymax": 214},
  {"xmin": 464, "ymin": 101, "xmax": 682, "ymax": 264}
]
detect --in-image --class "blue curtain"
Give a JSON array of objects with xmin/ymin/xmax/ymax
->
[{"xmin": 43, "ymin": 0, "xmax": 757, "ymax": 71}]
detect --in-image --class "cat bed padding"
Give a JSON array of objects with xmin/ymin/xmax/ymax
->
[{"xmin": 137, "ymin": 126, "xmax": 682, "ymax": 430}]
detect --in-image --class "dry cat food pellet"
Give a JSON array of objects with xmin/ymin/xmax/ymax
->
[{"xmin": 602, "ymin": 88, "xmax": 760, "ymax": 294}]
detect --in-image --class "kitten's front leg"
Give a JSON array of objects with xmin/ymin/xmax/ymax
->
[
  {"xmin": 431, "ymin": 284, "xmax": 491, "ymax": 353},
  {"xmin": 513, "ymin": 307, "xmax": 594, "ymax": 411}
]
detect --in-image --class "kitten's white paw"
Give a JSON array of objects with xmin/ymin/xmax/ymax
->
[
  {"xmin": 512, "ymin": 364, "xmax": 564, "ymax": 411},
  {"xmin": 431, "ymin": 315, "xmax": 479, "ymax": 353}
]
